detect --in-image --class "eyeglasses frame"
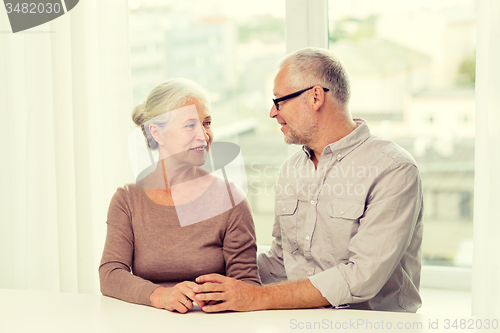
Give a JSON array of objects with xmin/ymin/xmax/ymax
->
[{"xmin": 273, "ymin": 85, "xmax": 330, "ymax": 111}]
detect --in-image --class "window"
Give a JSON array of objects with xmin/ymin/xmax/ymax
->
[
  {"xmin": 329, "ymin": 0, "xmax": 476, "ymax": 268},
  {"xmin": 128, "ymin": 0, "xmax": 476, "ymax": 274}
]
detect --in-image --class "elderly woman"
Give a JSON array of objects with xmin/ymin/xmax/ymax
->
[{"xmin": 99, "ymin": 78, "xmax": 259, "ymax": 313}]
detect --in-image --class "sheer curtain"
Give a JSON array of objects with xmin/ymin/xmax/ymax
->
[
  {"xmin": 0, "ymin": 1, "xmax": 133, "ymax": 294},
  {"xmin": 472, "ymin": 0, "xmax": 500, "ymax": 318}
]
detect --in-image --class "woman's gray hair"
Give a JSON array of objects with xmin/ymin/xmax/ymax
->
[
  {"xmin": 277, "ymin": 47, "xmax": 351, "ymax": 110},
  {"xmin": 132, "ymin": 78, "xmax": 210, "ymax": 150}
]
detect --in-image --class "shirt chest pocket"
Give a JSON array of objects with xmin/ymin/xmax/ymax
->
[
  {"xmin": 276, "ymin": 199, "xmax": 299, "ymax": 254},
  {"xmin": 325, "ymin": 200, "xmax": 364, "ymax": 260}
]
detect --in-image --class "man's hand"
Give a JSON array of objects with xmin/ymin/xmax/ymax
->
[
  {"xmin": 193, "ymin": 274, "xmax": 261, "ymax": 312},
  {"xmin": 150, "ymin": 281, "xmax": 205, "ymax": 313},
  {"xmin": 194, "ymin": 275, "xmax": 330, "ymax": 312}
]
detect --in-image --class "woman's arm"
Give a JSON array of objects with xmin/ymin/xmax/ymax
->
[
  {"xmin": 99, "ymin": 187, "xmax": 160, "ymax": 306},
  {"xmin": 222, "ymin": 187, "xmax": 261, "ymax": 285},
  {"xmin": 99, "ymin": 187, "xmax": 206, "ymax": 312}
]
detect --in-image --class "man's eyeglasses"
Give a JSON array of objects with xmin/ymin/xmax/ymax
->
[{"xmin": 273, "ymin": 86, "xmax": 330, "ymax": 111}]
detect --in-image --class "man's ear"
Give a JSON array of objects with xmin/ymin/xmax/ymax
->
[{"xmin": 311, "ymin": 86, "xmax": 326, "ymax": 111}]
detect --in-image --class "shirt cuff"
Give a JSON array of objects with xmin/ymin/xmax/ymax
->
[{"xmin": 308, "ymin": 267, "xmax": 353, "ymax": 307}]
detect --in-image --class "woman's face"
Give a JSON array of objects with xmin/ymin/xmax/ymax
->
[{"xmin": 152, "ymin": 101, "xmax": 213, "ymax": 167}]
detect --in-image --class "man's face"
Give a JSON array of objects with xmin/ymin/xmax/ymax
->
[{"xmin": 270, "ymin": 66, "xmax": 316, "ymax": 145}]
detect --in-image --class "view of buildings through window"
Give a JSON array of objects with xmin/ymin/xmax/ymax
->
[
  {"xmin": 329, "ymin": 0, "xmax": 476, "ymax": 267},
  {"xmin": 128, "ymin": 0, "xmax": 476, "ymax": 267}
]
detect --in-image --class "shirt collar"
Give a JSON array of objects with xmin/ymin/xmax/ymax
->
[{"xmin": 302, "ymin": 118, "xmax": 371, "ymax": 161}]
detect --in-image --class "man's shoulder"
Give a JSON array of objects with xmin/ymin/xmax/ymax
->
[
  {"xmin": 276, "ymin": 148, "xmax": 311, "ymax": 178},
  {"xmin": 362, "ymin": 135, "xmax": 418, "ymax": 169},
  {"xmin": 280, "ymin": 147, "xmax": 308, "ymax": 167}
]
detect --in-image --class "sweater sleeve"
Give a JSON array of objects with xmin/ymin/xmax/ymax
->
[
  {"xmin": 98, "ymin": 187, "xmax": 160, "ymax": 306},
  {"xmin": 222, "ymin": 185, "xmax": 261, "ymax": 285}
]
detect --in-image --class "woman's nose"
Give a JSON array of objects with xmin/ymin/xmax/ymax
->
[
  {"xmin": 195, "ymin": 124, "xmax": 208, "ymax": 141},
  {"xmin": 202, "ymin": 127, "xmax": 211, "ymax": 142}
]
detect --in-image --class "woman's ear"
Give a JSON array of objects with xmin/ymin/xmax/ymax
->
[{"xmin": 149, "ymin": 123, "xmax": 162, "ymax": 145}]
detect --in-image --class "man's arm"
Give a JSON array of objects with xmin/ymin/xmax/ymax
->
[
  {"xmin": 257, "ymin": 215, "xmax": 287, "ymax": 284},
  {"xmin": 195, "ymin": 162, "xmax": 423, "ymax": 312},
  {"xmin": 193, "ymin": 274, "xmax": 329, "ymax": 312},
  {"xmin": 309, "ymin": 163, "xmax": 423, "ymax": 307}
]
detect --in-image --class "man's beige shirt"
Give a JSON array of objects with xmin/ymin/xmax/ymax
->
[{"xmin": 258, "ymin": 119, "xmax": 424, "ymax": 312}]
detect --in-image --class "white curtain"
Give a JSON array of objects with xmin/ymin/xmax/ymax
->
[
  {"xmin": 0, "ymin": 1, "xmax": 133, "ymax": 294},
  {"xmin": 472, "ymin": 0, "xmax": 500, "ymax": 318}
]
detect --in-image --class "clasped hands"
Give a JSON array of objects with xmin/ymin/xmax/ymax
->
[{"xmin": 151, "ymin": 274, "xmax": 258, "ymax": 314}]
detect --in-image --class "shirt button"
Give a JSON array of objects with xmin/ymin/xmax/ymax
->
[
  {"xmin": 341, "ymin": 210, "xmax": 345, "ymax": 215},
  {"xmin": 308, "ymin": 270, "xmax": 313, "ymax": 275},
  {"xmin": 310, "ymin": 200, "xmax": 315, "ymax": 205},
  {"xmin": 337, "ymin": 154, "xmax": 342, "ymax": 159},
  {"xmin": 305, "ymin": 236, "xmax": 310, "ymax": 240}
]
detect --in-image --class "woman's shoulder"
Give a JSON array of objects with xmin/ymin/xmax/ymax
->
[
  {"xmin": 212, "ymin": 177, "xmax": 251, "ymax": 216},
  {"xmin": 109, "ymin": 183, "xmax": 144, "ymax": 206},
  {"xmin": 201, "ymin": 174, "xmax": 245, "ymax": 201},
  {"xmin": 225, "ymin": 180, "xmax": 248, "ymax": 208},
  {"xmin": 112, "ymin": 183, "xmax": 140, "ymax": 196}
]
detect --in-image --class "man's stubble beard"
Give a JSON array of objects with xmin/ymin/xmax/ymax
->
[{"xmin": 284, "ymin": 103, "xmax": 317, "ymax": 146}]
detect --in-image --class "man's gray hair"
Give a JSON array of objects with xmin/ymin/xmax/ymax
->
[{"xmin": 277, "ymin": 47, "xmax": 351, "ymax": 110}]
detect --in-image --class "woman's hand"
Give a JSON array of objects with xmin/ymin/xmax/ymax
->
[{"xmin": 150, "ymin": 281, "xmax": 205, "ymax": 313}]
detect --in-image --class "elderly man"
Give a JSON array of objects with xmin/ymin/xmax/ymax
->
[{"xmin": 194, "ymin": 47, "xmax": 423, "ymax": 312}]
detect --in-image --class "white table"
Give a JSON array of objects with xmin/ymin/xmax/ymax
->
[{"xmin": 0, "ymin": 289, "xmax": 494, "ymax": 333}]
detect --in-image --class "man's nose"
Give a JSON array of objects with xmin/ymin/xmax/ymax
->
[{"xmin": 270, "ymin": 104, "xmax": 278, "ymax": 118}]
